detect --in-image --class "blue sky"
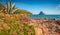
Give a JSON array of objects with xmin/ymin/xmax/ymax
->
[{"xmin": 0, "ymin": 0, "xmax": 60, "ymax": 14}]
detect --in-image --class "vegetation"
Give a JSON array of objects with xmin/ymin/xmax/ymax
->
[
  {"xmin": 0, "ymin": 0, "xmax": 32, "ymax": 14},
  {"xmin": 0, "ymin": 13, "xmax": 35, "ymax": 35},
  {"xmin": 0, "ymin": 0, "xmax": 34, "ymax": 35},
  {"xmin": 15, "ymin": 9, "xmax": 32, "ymax": 14}
]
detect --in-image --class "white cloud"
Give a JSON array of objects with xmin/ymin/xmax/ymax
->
[{"xmin": 56, "ymin": 4, "xmax": 60, "ymax": 9}]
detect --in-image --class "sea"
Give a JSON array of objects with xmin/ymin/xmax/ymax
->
[{"xmin": 27, "ymin": 14, "xmax": 60, "ymax": 19}]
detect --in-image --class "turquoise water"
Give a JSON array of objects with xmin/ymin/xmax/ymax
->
[{"xmin": 27, "ymin": 14, "xmax": 60, "ymax": 19}]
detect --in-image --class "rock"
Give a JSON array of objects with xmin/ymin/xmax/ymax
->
[
  {"xmin": 39, "ymin": 11, "xmax": 45, "ymax": 15},
  {"xmin": 56, "ymin": 20, "xmax": 60, "ymax": 25},
  {"xmin": 19, "ymin": 14, "xmax": 60, "ymax": 35}
]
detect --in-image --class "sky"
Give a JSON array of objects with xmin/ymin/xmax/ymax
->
[{"xmin": 0, "ymin": 0, "xmax": 60, "ymax": 15}]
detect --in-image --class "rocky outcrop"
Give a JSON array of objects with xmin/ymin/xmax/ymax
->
[
  {"xmin": 56, "ymin": 20, "xmax": 60, "ymax": 25},
  {"xmin": 39, "ymin": 11, "xmax": 45, "ymax": 15},
  {"xmin": 19, "ymin": 14, "xmax": 60, "ymax": 35}
]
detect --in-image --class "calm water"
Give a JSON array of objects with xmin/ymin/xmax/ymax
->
[{"xmin": 27, "ymin": 14, "xmax": 60, "ymax": 19}]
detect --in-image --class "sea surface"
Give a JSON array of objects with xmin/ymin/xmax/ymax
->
[{"xmin": 27, "ymin": 14, "xmax": 60, "ymax": 19}]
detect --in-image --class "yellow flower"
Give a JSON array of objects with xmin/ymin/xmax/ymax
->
[{"xmin": 11, "ymin": 16, "xmax": 14, "ymax": 19}]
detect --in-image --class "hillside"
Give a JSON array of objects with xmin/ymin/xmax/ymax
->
[
  {"xmin": 0, "ymin": 4, "xmax": 60, "ymax": 35},
  {"xmin": 0, "ymin": 13, "xmax": 35, "ymax": 35},
  {"xmin": 0, "ymin": 3, "xmax": 32, "ymax": 14},
  {"xmin": 0, "ymin": 0, "xmax": 60, "ymax": 35},
  {"xmin": 15, "ymin": 9, "xmax": 32, "ymax": 14}
]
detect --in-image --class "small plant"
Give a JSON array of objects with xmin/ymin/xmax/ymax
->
[{"xmin": 0, "ymin": 0, "xmax": 18, "ymax": 14}]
